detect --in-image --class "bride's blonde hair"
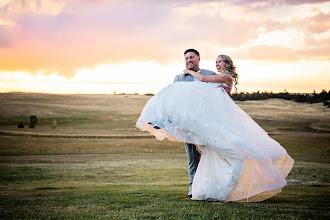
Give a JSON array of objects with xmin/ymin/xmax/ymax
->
[{"xmin": 218, "ymin": 54, "xmax": 239, "ymax": 91}]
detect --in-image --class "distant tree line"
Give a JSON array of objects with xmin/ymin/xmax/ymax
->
[
  {"xmin": 112, "ymin": 89, "xmax": 330, "ymax": 106},
  {"xmin": 232, "ymin": 89, "xmax": 330, "ymax": 106}
]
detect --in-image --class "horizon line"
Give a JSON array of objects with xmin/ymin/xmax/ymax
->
[{"xmin": 2, "ymin": 90, "xmax": 328, "ymax": 96}]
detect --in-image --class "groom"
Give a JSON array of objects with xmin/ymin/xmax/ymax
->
[{"xmin": 173, "ymin": 49, "xmax": 216, "ymax": 199}]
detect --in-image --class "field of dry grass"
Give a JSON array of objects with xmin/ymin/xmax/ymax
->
[
  {"xmin": 0, "ymin": 92, "xmax": 329, "ymax": 219},
  {"xmin": 1, "ymin": 92, "xmax": 329, "ymax": 134}
]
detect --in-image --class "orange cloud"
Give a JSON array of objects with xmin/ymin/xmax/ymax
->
[
  {"xmin": 0, "ymin": 0, "xmax": 65, "ymax": 15},
  {"xmin": 290, "ymin": 10, "xmax": 330, "ymax": 34}
]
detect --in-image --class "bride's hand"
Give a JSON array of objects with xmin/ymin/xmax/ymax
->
[{"xmin": 183, "ymin": 69, "xmax": 192, "ymax": 75}]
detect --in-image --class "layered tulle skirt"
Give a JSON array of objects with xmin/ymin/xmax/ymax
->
[{"xmin": 136, "ymin": 82, "xmax": 294, "ymax": 202}]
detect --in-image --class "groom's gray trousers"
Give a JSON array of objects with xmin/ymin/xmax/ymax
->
[
  {"xmin": 185, "ymin": 143, "xmax": 200, "ymax": 195},
  {"xmin": 173, "ymin": 69, "xmax": 216, "ymax": 195}
]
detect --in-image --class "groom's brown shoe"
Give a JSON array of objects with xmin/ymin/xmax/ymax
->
[{"xmin": 186, "ymin": 195, "xmax": 192, "ymax": 199}]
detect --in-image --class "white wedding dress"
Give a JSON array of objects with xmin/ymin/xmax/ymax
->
[{"xmin": 136, "ymin": 81, "xmax": 294, "ymax": 202}]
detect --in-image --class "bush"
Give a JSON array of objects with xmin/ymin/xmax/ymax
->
[{"xmin": 29, "ymin": 115, "xmax": 38, "ymax": 128}]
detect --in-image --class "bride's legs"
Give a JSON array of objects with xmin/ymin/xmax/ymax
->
[{"xmin": 185, "ymin": 143, "xmax": 200, "ymax": 196}]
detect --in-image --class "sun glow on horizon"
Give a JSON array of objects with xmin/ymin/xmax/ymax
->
[{"xmin": 0, "ymin": 59, "xmax": 329, "ymax": 95}]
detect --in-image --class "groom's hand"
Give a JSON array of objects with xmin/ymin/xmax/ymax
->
[{"xmin": 218, "ymin": 85, "xmax": 231, "ymax": 96}]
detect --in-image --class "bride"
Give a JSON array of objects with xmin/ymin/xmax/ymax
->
[{"xmin": 136, "ymin": 54, "xmax": 294, "ymax": 202}]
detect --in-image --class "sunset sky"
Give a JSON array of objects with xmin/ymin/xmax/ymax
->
[{"xmin": 0, "ymin": 0, "xmax": 329, "ymax": 94}]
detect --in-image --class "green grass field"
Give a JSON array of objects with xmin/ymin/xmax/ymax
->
[{"xmin": 0, "ymin": 92, "xmax": 329, "ymax": 219}]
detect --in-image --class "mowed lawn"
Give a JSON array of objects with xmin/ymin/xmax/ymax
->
[{"xmin": 0, "ymin": 93, "xmax": 329, "ymax": 219}]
